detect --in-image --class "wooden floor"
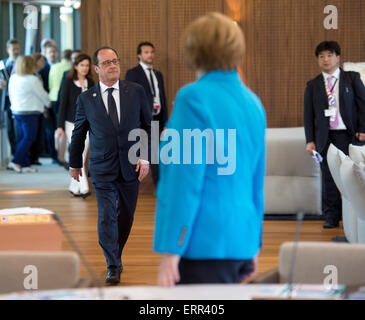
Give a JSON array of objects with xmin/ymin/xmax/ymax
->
[{"xmin": 0, "ymin": 188, "xmax": 345, "ymax": 287}]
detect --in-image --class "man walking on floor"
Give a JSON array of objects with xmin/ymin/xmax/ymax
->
[{"xmin": 69, "ymin": 46, "xmax": 151, "ymax": 284}]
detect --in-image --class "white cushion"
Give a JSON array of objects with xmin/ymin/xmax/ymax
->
[
  {"xmin": 327, "ymin": 143, "xmax": 348, "ymax": 199},
  {"xmin": 340, "ymin": 157, "xmax": 361, "ymax": 243},
  {"xmin": 349, "ymin": 144, "xmax": 365, "ymax": 164},
  {"xmin": 343, "ymin": 62, "xmax": 365, "ymax": 85},
  {"xmin": 265, "ymin": 127, "xmax": 320, "ymax": 177}
]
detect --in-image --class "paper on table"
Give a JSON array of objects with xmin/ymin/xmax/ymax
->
[{"xmin": 0, "ymin": 207, "xmax": 55, "ymax": 216}]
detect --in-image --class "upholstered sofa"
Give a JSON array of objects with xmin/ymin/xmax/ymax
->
[
  {"xmin": 265, "ymin": 127, "xmax": 321, "ymax": 215},
  {"xmin": 252, "ymin": 241, "xmax": 365, "ymax": 287},
  {"xmin": 0, "ymin": 251, "xmax": 91, "ymax": 294}
]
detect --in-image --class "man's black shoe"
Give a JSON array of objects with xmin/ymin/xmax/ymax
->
[
  {"xmin": 105, "ymin": 266, "xmax": 122, "ymax": 284},
  {"xmin": 323, "ymin": 221, "xmax": 339, "ymax": 229}
]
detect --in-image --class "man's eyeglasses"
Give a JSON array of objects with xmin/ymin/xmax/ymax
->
[{"xmin": 98, "ymin": 58, "xmax": 120, "ymax": 67}]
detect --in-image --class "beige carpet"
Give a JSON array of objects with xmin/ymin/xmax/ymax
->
[{"xmin": 0, "ymin": 158, "xmax": 155, "ymax": 194}]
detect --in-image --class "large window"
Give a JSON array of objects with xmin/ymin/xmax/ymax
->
[{"xmin": 60, "ymin": 6, "xmax": 74, "ymax": 52}]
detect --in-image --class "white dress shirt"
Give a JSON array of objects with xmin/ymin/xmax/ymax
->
[
  {"xmin": 139, "ymin": 61, "xmax": 161, "ymax": 106},
  {"xmin": 322, "ymin": 68, "xmax": 346, "ymax": 130},
  {"xmin": 74, "ymin": 78, "xmax": 89, "ymax": 93},
  {"xmin": 99, "ymin": 80, "xmax": 121, "ymax": 123}
]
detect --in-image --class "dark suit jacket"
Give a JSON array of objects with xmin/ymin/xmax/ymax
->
[
  {"xmin": 304, "ymin": 68, "xmax": 365, "ymax": 153},
  {"xmin": 69, "ymin": 80, "xmax": 152, "ymax": 182},
  {"xmin": 1, "ymin": 58, "xmax": 11, "ymax": 112},
  {"xmin": 57, "ymin": 76, "xmax": 95, "ymax": 129},
  {"xmin": 125, "ymin": 64, "xmax": 168, "ymax": 129},
  {"xmin": 39, "ymin": 61, "xmax": 50, "ymax": 92}
]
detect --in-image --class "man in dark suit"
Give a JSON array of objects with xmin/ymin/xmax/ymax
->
[
  {"xmin": 125, "ymin": 42, "xmax": 168, "ymax": 187},
  {"xmin": 304, "ymin": 41, "xmax": 365, "ymax": 229},
  {"xmin": 69, "ymin": 47, "xmax": 151, "ymax": 284},
  {"xmin": 0, "ymin": 39, "xmax": 21, "ymax": 155}
]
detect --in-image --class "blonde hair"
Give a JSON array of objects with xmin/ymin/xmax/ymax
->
[
  {"xmin": 15, "ymin": 55, "xmax": 35, "ymax": 76},
  {"xmin": 183, "ymin": 12, "xmax": 245, "ymax": 72}
]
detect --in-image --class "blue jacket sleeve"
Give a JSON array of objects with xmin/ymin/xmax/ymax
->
[{"xmin": 153, "ymin": 88, "xmax": 208, "ymax": 256}]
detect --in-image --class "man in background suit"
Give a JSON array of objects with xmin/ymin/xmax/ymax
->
[
  {"xmin": 125, "ymin": 42, "xmax": 168, "ymax": 187},
  {"xmin": 0, "ymin": 39, "xmax": 21, "ymax": 155},
  {"xmin": 304, "ymin": 41, "xmax": 365, "ymax": 229},
  {"xmin": 69, "ymin": 47, "xmax": 151, "ymax": 284}
]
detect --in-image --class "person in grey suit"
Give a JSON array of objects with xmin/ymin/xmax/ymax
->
[
  {"xmin": 69, "ymin": 47, "xmax": 151, "ymax": 284},
  {"xmin": 304, "ymin": 41, "xmax": 365, "ymax": 229}
]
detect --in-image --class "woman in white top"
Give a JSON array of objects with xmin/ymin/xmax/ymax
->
[
  {"xmin": 57, "ymin": 53, "xmax": 94, "ymax": 197},
  {"xmin": 7, "ymin": 55, "xmax": 50, "ymax": 173}
]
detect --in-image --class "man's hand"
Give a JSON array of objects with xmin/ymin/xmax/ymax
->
[
  {"xmin": 158, "ymin": 254, "xmax": 181, "ymax": 287},
  {"xmin": 0, "ymin": 79, "xmax": 7, "ymax": 89},
  {"xmin": 240, "ymin": 256, "xmax": 258, "ymax": 283},
  {"xmin": 56, "ymin": 128, "xmax": 64, "ymax": 139},
  {"xmin": 356, "ymin": 132, "xmax": 365, "ymax": 142},
  {"xmin": 136, "ymin": 159, "xmax": 149, "ymax": 181},
  {"xmin": 306, "ymin": 142, "xmax": 316, "ymax": 156},
  {"xmin": 69, "ymin": 168, "xmax": 82, "ymax": 182}
]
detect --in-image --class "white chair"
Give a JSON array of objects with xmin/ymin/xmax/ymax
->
[
  {"xmin": 327, "ymin": 144, "xmax": 358, "ymax": 243},
  {"xmin": 252, "ymin": 241, "xmax": 365, "ymax": 287},
  {"xmin": 343, "ymin": 62, "xmax": 365, "ymax": 85},
  {"xmin": 340, "ymin": 158, "xmax": 365, "ymax": 243},
  {"xmin": 349, "ymin": 144, "xmax": 365, "ymax": 164},
  {"xmin": 0, "ymin": 251, "xmax": 86, "ymax": 294}
]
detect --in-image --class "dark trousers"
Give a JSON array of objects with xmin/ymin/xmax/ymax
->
[
  {"xmin": 12, "ymin": 114, "xmax": 40, "ymax": 167},
  {"xmin": 320, "ymin": 130, "xmax": 352, "ymax": 224},
  {"xmin": 3, "ymin": 96, "xmax": 17, "ymax": 155},
  {"xmin": 93, "ymin": 176, "xmax": 139, "ymax": 268},
  {"xmin": 43, "ymin": 103, "xmax": 57, "ymax": 160},
  {"xmin": 178, "ymin": 258, "xmax": 253, "ymax": 284},
  {"xmin": 29, "ymin": 115, "xmax": 44, "ymax": 163}
]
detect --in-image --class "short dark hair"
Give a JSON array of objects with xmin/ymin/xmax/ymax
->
[
  {"xmin": 137, "ymin": 42, "xmax": 154, "ymax": 55},
  {"xmin": 62, "ymin": 49, "xmax": 72, "ymax": 60},
  {"xmin": 93, "ymin": 46, "xmax": 119, "ymax": 66},
  {"xmin": 315, "ymin": 41, "xmax": 341, "ymax": 57},
  {"xmin": 6, "ymin": 39, "xmax": 19, "ymax": 48}
]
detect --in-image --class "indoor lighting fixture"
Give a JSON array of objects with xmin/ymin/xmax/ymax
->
[
  {"xmin": 64, "ymin": 0, "xmax": 72, "ymax": 7},
  {"xmin": 73, "ymin": 1, "xmax": 81, "ymax": 9}
]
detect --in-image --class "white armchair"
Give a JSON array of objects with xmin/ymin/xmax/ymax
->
[
  {"xmin": 327, "ymin": 144, "xmax": 358, "ymax": 243},
  {"xmin": 340, "ymin": 158, "xmax": 365, "ymax": 243},
  {"xmin": 349, "ymin": 144, "xmax": 365, "ymax": 164}
]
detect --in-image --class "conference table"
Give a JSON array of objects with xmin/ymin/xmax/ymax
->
[{"xmin": 0, "ymin": 284, "xmax": 345, "ymax": 300}]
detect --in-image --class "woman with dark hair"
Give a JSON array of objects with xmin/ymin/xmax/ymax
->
[{"xmin": 57, "ymin": 53, "xmax": 94, "ymax": 197}]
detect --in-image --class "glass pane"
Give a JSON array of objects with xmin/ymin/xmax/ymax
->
[{"xmin": 60, "ymin": 6, "xmax": 73, "ymax": 52}]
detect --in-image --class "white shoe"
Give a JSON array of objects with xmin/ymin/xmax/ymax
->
[
  {"xmin": 22, "ymin": 166, "xmax": 37, "ymax": 173},
  {"xmin": 7, "ymin": 162, "xmax": 22, "ymax": 173}
]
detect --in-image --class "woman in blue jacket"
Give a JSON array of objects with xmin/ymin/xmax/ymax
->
[{"xmin": 154, "ymin": 12, "xmax": 267, "ymax": 286}]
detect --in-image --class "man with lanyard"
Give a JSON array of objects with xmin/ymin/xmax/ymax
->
[{"xmin": 304, "ymin": 41, "xmax": 365, "ymax": 229}]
